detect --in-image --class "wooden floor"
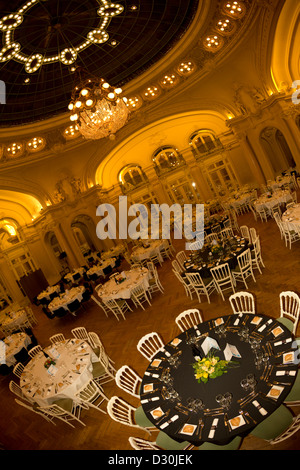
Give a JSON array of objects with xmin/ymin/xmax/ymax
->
[{"xmin": 1, "ymin": 209, "xmax": 300, "ymax": 451}]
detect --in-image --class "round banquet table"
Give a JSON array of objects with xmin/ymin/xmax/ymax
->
[
  {"xmin": 95, "ymin": 267, "xmax": 150, "ymax": 301},
  {"xmin": 20, "ymin": 339, "xmax": 99, "ymax": 407},
  {"xmin": 140, "ymin": 313, "xmax": 298, "ymax": 446},
  {"xmin": 131, "ymin": 240, "xmax": 168, "ymax": 264},
  {"xmin": 282, "ymin": 203, "xmax": 300, "ymax": 231},
  {"xmin": 48, "ymin": 286, "xmax": 85, "ymax": 313},
  {"xmin": 253, "ymin": 189, "xmax": 291, "ymax": 212},
  {"xmin": 0, "ymin": 308, "xmax": 28, "ymax": 334},
  {"xmin": 2, "ymin": 332, "xmax": 32, "ymax": 367},
  {"xmin": 183, "ymin": 235, "xmax": 248, "ymax": 279},
  {"xmin": 86, "ymin": 257, "xmax": 116, "ymax": 278},
  {"xmin": 37, "ymin": 285, "xmax": 61, "ymax": 302}
]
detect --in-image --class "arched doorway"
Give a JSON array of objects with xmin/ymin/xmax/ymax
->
[
  {"xmin": 260, "ymin": 127, "xmax": 295, "ymax": 174},
  {"xmin": 71, "ymin": 215, "xmax": 98, "ymax": 256}
]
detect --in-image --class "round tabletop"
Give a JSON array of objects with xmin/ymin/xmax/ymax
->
[
  {"xmin": 20, "ymin": 339, "xmax": 97, "ymax": 407},
  {"xmin": 254, "ymin": 189, "xmax": 291, "ymax": 211},
  {"xmin": 96, "ymin": 267, "xmax": 150, "ymax": 301},
  {"xmin": 183, "ymin": 235, "xmax": 248, "ymax": 279},
  {"xmin": 140, "ymin": 313, "xmax": 298, "ymax": 445},
  {"xmin": 282, "ymin": 203, "xmax": 300, "ymax": 230}
]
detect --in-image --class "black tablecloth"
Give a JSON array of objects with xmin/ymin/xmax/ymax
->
[
  {"xmin": 140, "ymin": 314, "xmax": 298, "ymax": 445},
  {"xmin": 183, "ymin": 236, "xmax": 249, "ymax": 279}
]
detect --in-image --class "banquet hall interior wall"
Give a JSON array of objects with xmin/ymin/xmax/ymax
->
[{"xmin": 0, "ymin": 0, "xmax": 299, "ymax": 312}]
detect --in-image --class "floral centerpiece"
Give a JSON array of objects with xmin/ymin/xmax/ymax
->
[
  {"xmin": 44, "ymin": 358, "xmax": 56, "ymax": 369},
  {"xmin": 192, "ymin": 354, "xmax": 236, "ymax": 384}
]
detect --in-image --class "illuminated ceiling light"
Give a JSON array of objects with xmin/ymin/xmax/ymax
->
[
  {"xmin": 203, "ymin": 35, "xmax": 224, "ymax": 52},
  {"xmin": 0, "ymin": 1, "xmax": 124, "ymax": 72},
  {"xmin": 126, "ymin": 96, "xmax": 143, "ymax": 111},
  {"xmin": 26, "ymin": 136, "xmax": 45, "ymax": 153},
  {"xmin": 68, "ymin": 72, "xmax": 130, "ymax": 140},
  {"xmin": 222, "ymin": 1, "xmax": 246, "ymax": 19},
  {"xmin": 5, "ymin": 142, "xmax": 24, "ymax": 158},
  {"xmin": 142, "ymin": 85, "xmax": 161, "ymax": 101},
  {"xmin": 176, "ymin": 60, "xmax": 196, "ymax": 77},
  {"xmin": 160, "ymin": 73, "xmax": 180, "ymax": 89}
]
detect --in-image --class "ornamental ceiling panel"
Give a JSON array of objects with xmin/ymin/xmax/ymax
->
[{"xmin": 0, "ymin": 0, "xmax": 199, "ymax": 126}]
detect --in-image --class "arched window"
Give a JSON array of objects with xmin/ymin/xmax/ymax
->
[
  {"xmin": 152, "ymin": 146, "xmax": 185, "ymax": 175},
  {"xmin": 189, "ymin": 130, "xmax": 222, "ymax": 158},
  {"xmin": 118, "ymin": 165, "xmax": 148, "ymax": 193}
]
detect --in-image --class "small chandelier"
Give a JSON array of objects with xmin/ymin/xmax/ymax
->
[{"xmin": 68, "ymin": 71, "xmax": 130, "ymax": 140}]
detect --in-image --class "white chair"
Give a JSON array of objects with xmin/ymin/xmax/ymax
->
[
  {"xmin": 28, "ymin": 345, "xmax": 42, "ymax": 358},
  {"xmin": 91, "ymin": 294, "xmax": 112, "ymax": 317},
  {"xmin": 172, "ymin": 269, "xmax": 195, "ymax": 299},
  {"xmin": 107, "ymin": 396, "xmax": 157, "ymax": 434},
  {"xmin": 137, "ymin": 332, "xmax": 164, "ymax": 361},
  {"xmin": 278, "ymin": 291, "xmax": 300, "ymax": 335},
  {"xmin": 71, "ymin": 327, "xmax": 89, "ymax": 343},
  {"xmin": 175, "ymin": 309, "xmax": 203, "ymax": 332},
  {"xmin": 229, "ymin": 292, "xmax": 256, "ymax": 315},
  {"xmin": 9, "ymin": 380, "xmax": 34, "ymax": 404},
  {"xmin": 36, "ymin": 401, "xmax": 86, "ymax": 428},
  {"xmin": 269, "ymin": 414, "xmax": 300, "ymax": 445},
  {"xmin": 88, "ymin": 331, "xmax": 116, "ymax": 384},
  {"xmin": 131, "ymin": 283, "xmax": 152, "ymax": 310},
  {"xmin": 115, "ymin": 365, "xmax": 142, "ymax": 397},
  {"xmin": 206, "ymin": 233, "xmax": 219, "ymax": 244},
  {"xmin": 103, "ymin": 298, "xmax": 132, "ymax": 320},
  {"xmin": 15, "ymin": 399, "xmax": 56, "ymax": 425},
  {"xmin": 232, "ymin": 248, "xmax": 256, "ymax": 289},
  {"xmin": 251, "ymin": 236, "xmax": 265, "ymax": 274},
  {"xmin": 281, "ymin": 222, "xmax": 300, "ymax": 249},
  {"xmin": 211, "ymin": 224, "xmax": 222, "ymax": 235},
  {"xmin": 185, "ymin": 272, "xmax": 217, "ymax": 304},
  {"xmin": 149, "ymin": 250, "xmax": 163, "ymax": 267},
  {"xmin": 240, "ymin": 225, "xmax": 251, "ymax": 242},
  {"xmin": 129, "ymin": 436, "xmax": 161, "ymax": 450},
  {"xmin": 75, "ymin": 379, "xmax": 108, "ymax": 414},
  {"xmin": 273, "ymin": 212, "xmax": 284, "ymax": 240},
  {"xmin": 172, "ymin": 259, "xmax": 184, "ymax": 274},
  {"xmin": 147, "ymin": 262, "xmax": 164, "ymax": 295},
  {"xmin": 13, "ymin": 362, "xmax": 24, "ymax": 379},
  {"xmin": 256, "ymin": 206, "xmax": 270, "ymax": 222},
  {"xmin": 220, "ymin": 227, "xmax": 234, "ymax": 240},
  {"xmin": 210, "ymin": 263, "xmax": 236, "ymax": 301},
  {"xmin": 176, "ymin": 251, "xmax": 187, "ymax": 270},
  {"xmin": 249, "ymin": 227, "xmax": 257, "ymax": 244},
  {"xmin": 23, "ymin": 306, "xmax": 38, "ymax": 328},
  {"xmin": 49, "ymin": 333, "xmax": 66, "ymax": 345}
]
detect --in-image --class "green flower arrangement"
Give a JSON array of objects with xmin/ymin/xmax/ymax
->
[
  {"xmin": 211, "ymin": 244, "xmax": 222, "ymax": 254},
  {"xmin": 192, "ymin": 355, "xmax": 233, "ymax": 384}
]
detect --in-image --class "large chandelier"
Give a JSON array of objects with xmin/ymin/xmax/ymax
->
[{"xmin": 68, "ymin": 74, "xmax": 130, "ymax": 140}]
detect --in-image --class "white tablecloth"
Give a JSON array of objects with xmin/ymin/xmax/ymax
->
[
  {"xmin": 86, "ymin": 257, "xmax": 116, "ymax": 278},
  {"xmin": 0, "ymin": 309, "xmax": 28, "ymax": 334},
  {"xmin": 37, "ymin": 285, "xmax": 60, "ymax": 301},
  {"xmin": 20, "ymin": 339, "xmax": 98, "ymax": 407},
  {"xmin": 282, "ymin": 204, "xmax": 300, "ymax": 231},
  {"xmin": 224, "ymin": 192, "xmax": 253, "ymax": 210},
  {"xmin": 254, "ymin": 189, "xmax": 291, "ymax": 211},
  {"xmin": 101, "ymin": 244, "xmax": 125, "ymax": 260},
  {"xmin": 267, "ymin": 175, "xmax": 292, "ymax": 190},
  {"xmin": 131, "ymin": 240, "xmax": 168, "ymax": 264},
  {"xmin": 2, "ymin": 332, "xmax": 31, "ymax": 367},
  {"xmin": 96, "ymin": 267, "xmax": 150, "ymax": 301},
  {"xmin": 48, "ymin": 286, "xmax": 85, "ymax": 313},
  {"xmin": 64, "ymin": 267, "xmax": 86, "ymax": 283}
]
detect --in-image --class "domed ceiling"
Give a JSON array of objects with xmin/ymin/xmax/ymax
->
[{"xmin": 0, "ymin": 0, "xmax": 199, "ymax": 126}]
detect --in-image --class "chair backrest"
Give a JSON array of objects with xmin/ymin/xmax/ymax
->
[
  {"xmin": 137, "ymin": 332, "xmax": 164, "ymax": 361},
  {"xmin": 187, "ymin": 240, "xmax": 203, "ymax": 251},
  {"xmin": 49, "ymin": 333, "xmax": 65, "ymax": 345},
  {"xmin": 240, "ymin": 225, "xmax": 250, "ymax": 241},
  {"xmin": 237, "ymin": 248, "xmax": 252, "ymax": 270},
  {"xmin": 75, "ymin": 378, "xmax": 105, "ymax": 403},
  {"xmin": 206, "ymin": 233, "xmax": 219, "ymax": 244},
  {"xmin": 115, "ymin": 365, "xmax": 142, "ymax": 397},
  {"xmin": 229, "ymin": 292, "xmax": 255, "ymax": 314},
  {"xmin": 175, "ymin": 309, "xmax": 203, "ymax": 332},
  {"xmin": 128, "ymin": 436, "xmax": 161, "ymax": 450},
  {"xmin": 131, "ymin": 283, "xmax": 147, "ymax": 297},
  {"xmin": 220, "ymin": 227, "xmax": 234, "ymax": 239},
  {"xmin": 249, "ymin": 227, "xmax": 257, "ymax": 244},
  {"xmin": 185, "ymin": 272, "xmax": 206, "ymax": 288},
  {"xmin": 71, "ymin": 327, "xmax": 89, "ymax": 341},
  {"xmin": 107, "ymin": 396, "xmax": 138, "ymax": 429},
  {"xmin": 270, "ymin": 413, "xmax": 300, "ymax": 445},
  {"xmin": 279, "ymin": 291, "xmax": 300, "ymax": 334},
  {"xmin": 13, "ymin": 362, "xmax": 24, "ymax": 378},
  {"xmin": 9, "ymin": 380, "xmax": 27, "ymax": 400},
  {"xmin": 210, "ymin": 263, "xmax": 232, "ymax": 283},
  {"xmin": 88, "ymin": 331, "xmax": 103, "ymax": 350},
  {"xmin": 28, "ymin": 345, "xmax": 42, "ymax": 358},
  {"xmin": 172, "ymin": 259, "xmax": 183, "ymax": 273},
  {"xmin": 176, "ymin": 251, "xmax": 187, "ymax": 269},
  {"xmin": 211, "ymin": 224, "xmax": 222, "ymax": 234}
]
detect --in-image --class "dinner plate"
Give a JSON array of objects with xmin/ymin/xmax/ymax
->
[
  {"xmin": 179, "ymin": 423, "xmax": 197, "ymax": 435},
  {"xmin": 150, "ymin": 407, "xmax": 164, "ymax": 419},
  {"xmin": 229, "ymin": 415, "xmax": 246, "ymax": 430},
  {"xmin": 283, "ymin": 351, "xmax": 295, "ymax": 364},
  {"xmin": 267, "ymin": 385, "xmax": 284, "ymax": 399},
  {"xmin": 271, "ymin": 326, "xmax": 284, "ymax": 338}
]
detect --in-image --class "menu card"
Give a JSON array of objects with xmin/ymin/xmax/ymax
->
[
  {"xmin": 224, "ymin": 343, "xmax": 241, "ymax": 361},
  {"xmin": 201, "ymin": 337, "xmax": 220, "ymax": 356}
]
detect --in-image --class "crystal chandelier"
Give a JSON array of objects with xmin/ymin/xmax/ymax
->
[{"xmin": 68, "ymin": 73, "xmax": 130, "ymax": 140}]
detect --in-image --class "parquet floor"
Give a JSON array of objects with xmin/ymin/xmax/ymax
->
[{"xmin": 1, "ymin": 209, "xmax": 300, "ymax": 451}]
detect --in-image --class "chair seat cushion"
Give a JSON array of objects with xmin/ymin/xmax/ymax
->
[
  {"xmin": 156, "ymin": 431, "xmax": 190, "ymax": 450},
  {"xmin": 277, "ymin": 316, "xmax": 295, "ymax": 333},
  {"xmin": 92, "ymin": 361, "xmax": 106, "ymax": 378},
  {"xmin": 198, "ymin": 436, "xmax": 242, "ymax": 450},
  {"xmin": 134, "ymin": 405, "xmax": 155, "ymax": 428},
  {"xmin": 285, "ymin": 371, "xmax": 300, "ymax": 403},
  {"xmin": 53, "ymin": 398, "xmax": 73, "ymax": 412},
  {"xmin": 250, "ymin": 405, "xmax": 293, "ymax": 440}
]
